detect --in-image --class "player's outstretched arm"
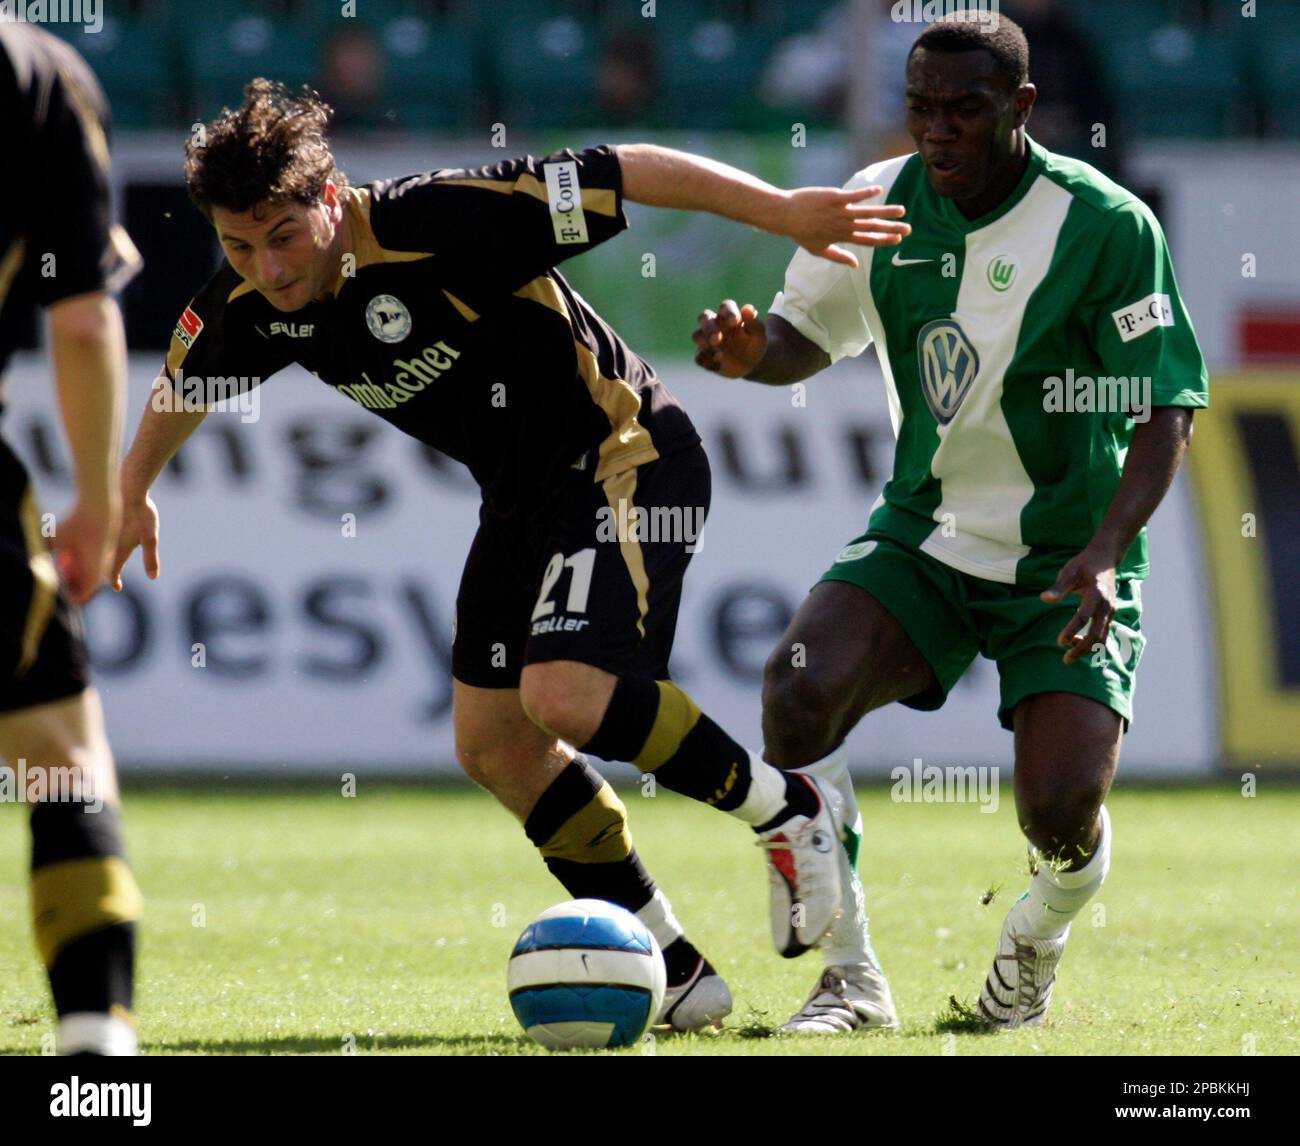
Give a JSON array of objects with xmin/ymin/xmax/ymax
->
[
  {"xmin": 693, "ymin": 301, "xmax": 830, "ymax": 385},
  {"xmin": 110, "ymin": 378, "xmax": 210, "ymax": 590},
  {"xmin": 1042, "ymin": 406, "xmax": 1195, "ymax": 663},
  {"xmin": 46, "ymin": 292, "xmax": 127, "ymax": 605},
  {"xmin": 615, "ymin": 143, "xmax": 909, "ymax": 268}
]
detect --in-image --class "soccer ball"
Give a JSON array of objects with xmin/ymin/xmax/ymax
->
[{"xmin": 508, "ymin": 898, "xmax": 666, "ymax": 1050}]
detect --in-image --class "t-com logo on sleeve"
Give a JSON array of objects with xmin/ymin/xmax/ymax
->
[
  {"xmin": 917, "ymin": 318, "xmax": 980, "ymax": 424},
  {"xmin": 544, "ymin": 160, "xmax": 588, "ymax": 245},
  {"xmin": 1112, "ymin": 292, "xmax": 1173, "ymax": 343}
]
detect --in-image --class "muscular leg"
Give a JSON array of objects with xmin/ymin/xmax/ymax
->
[
  {"xmin": 763, "ymin": 581, "xmax": 936, "ymax": 1016},
  {"xmin": 996, "ymin": 692, "xmax": 1121, "ymax": 943},
  {"xmin": 452, "ymin": 678, "xmax": 712, "ymax": 994},
  {"xmin": 0, "ymin": 689, "xmax": 141, "ymax": 1055},
  {"xmin": 1012, "ymin": 692, "xmax": 1121, "ymax": 865},
  {"xmin": 0, "ymin": 687, "xmax": 121, "ymax": 807},
  {"xmin": 454, "ymin": 679, "xmax": 571, "ymax": 821},
  {"xmin": 520, "ymin": 659, "xmax": 810, "ymax": 828},
  {"xmin": 978, "ymin": 693, "xmax": 1122, "ymax": 1025},
  {"xmin": 762, "ymin": 580, "xmax": 938, "ymax": 766}
]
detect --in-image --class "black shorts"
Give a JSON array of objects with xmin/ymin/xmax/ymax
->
[
  {"xmin": 0, "ymin": 435, "xmax": 89, "ymax": 713},
  {"xmin": 453, "ymin": 444, "xmax": 711, "ymax": 688}
]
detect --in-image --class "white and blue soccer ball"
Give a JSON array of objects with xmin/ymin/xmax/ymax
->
[{"xmin": 508, "ymin": 899, "xmax": 666, "ymax": 1049}]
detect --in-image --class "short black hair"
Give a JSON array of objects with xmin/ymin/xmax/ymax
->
[{"xmin": 908, "ymin": 10, "xmax": 1030, "ymax": 91}]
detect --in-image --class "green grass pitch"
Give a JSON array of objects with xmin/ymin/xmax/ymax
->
[{"xmin": 1, "ymin": 781, "xmax": 1295, "ymax": 1056}]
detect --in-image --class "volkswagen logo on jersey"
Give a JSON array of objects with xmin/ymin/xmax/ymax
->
[
  {"xmin": 917, "ymin": 318, "xmax": 979, "ymax": 425},
  {"xmin": 366, "ymin": 294, "xmax": 412, "ymax": 343}
]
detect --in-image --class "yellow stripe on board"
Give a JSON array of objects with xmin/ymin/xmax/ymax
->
[{"xmin": 1188, "ymin": 373, "xmax": 1300, "ymax": 768}]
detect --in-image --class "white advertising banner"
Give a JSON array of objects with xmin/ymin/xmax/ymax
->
[{"xmin": 1, "ymin": 352, "xmax": 1216, "ymax": 776}]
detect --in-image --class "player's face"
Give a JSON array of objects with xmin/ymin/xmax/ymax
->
[
  {"xmin": 213, "ymin": 184, "xmax": 344, "ymax": 312},
  {"xmin": 905, "ymin": 46, "xmax": 1034, "ymax": 211}
]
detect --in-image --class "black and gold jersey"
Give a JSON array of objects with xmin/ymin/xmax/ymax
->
[
  {"xmin": 164, "ymin": 145, "xmax": 699, "ymax": 515},
  {"xmin": 0, "ymin": 22, "xmax": 141, "ymax": 386}
]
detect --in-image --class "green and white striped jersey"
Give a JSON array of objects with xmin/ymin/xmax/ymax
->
[{"xmin": 770, "ymin": 136, "xmax": 1209, "ymax": 587}]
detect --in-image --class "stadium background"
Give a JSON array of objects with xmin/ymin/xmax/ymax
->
[{"xmin": 4, "ymin": 0, "xmax": 1297, "ymax": 778}]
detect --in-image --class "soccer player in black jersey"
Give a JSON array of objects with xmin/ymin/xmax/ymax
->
[
  {"xmin": 110, "ymin": 81, "xmax": 909, "ymax": 1028},
  {"xmin": 0, "ymin": 23, "xmax": 143, "ymax": 1055}
]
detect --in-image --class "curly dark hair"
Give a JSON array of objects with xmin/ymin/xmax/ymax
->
[
  {"xmin": 909, "ymin": 11, "xmax": 1030, "ymax": 92},
  {"xmin": 185, "ymin": 78, "xmax": 348, "ymax": 220}
]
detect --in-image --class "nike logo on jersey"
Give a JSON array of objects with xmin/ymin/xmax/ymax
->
[{"xmin": 891, "ymin": 252, "xmax": 933, "ymax": 266}]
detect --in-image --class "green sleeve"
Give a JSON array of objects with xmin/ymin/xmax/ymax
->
[{"xmin": 1085, "ymin": 201, "xmax": 1209, "ymax": 409}]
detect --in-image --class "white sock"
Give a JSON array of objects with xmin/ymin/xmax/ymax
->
[
  {"xmin": 58, "ymin": 1011, "xmax": 137, "ymax": 1056},
  {"xmin": 792, "ymin": 747, "xmax": 883, "ymax": 969},
  {"xmin": 1008, "ymin": 805, "xmax": 1112, "ymax": 939},
  {"xmin": 731, "ymin": 750, "xmax": 793, "ymax": 825},
  {"xmin": 635, "ymin": 888, "xmax": 685, "ymax": 954}
]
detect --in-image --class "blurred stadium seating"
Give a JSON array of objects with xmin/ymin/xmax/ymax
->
[{"xmin": 40, "ymin": 0, "xmax": 1295, "ymax": 138}]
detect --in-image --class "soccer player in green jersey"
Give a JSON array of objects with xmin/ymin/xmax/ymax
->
[{"xmin": 695, "ymin": 11, "xmax": 1208, "ymax": 1031}]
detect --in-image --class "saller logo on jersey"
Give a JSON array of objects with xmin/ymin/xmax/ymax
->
[
  {"xmin": 1112, "ymin": 292, "xmax": 1173, "ymax": 343},
  {"xmin": 543, "ymin": 160, "xmax": 588, "ymax": 245},
  {"xmin": 917, "ymin": 318, "xmax": 980, "ymax": 424},
  {"xmin": 174, "ymin": 306, "xmax": 203, "ymax": 349}
]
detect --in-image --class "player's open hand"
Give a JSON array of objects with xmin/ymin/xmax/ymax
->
[
  {"xmin": 50, "ymin": 498, "xmax": 120, "ymax": 606},
  {"xmin": 110, "ymin": 494, "xmax": 161, "ymax": 592},
  {"xmin": 1042, "ymin": 546, "xmax": 1120, "ymax": 665},
  {"xmin": 776, "ymin": 185, "xmax": 910, "ymax": 268},
  {"xmin": 694, "ymin": 300, "xmax": 766, "ymax": 377}
]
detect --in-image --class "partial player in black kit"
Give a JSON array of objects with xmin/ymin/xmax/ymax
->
[
  {"xmin": 110, "ymin": 81, "xmax": 911, "ymax": 1027},
  {"xmin": 0, "ymin": 22, "xmax": 144, "ymax": 1055}
]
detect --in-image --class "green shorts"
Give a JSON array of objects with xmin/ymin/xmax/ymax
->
[{"xmin": 819, "ymin": 533, "xmax": 1145, "ymax": 730}]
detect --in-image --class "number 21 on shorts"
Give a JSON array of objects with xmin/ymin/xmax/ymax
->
[{"xmin": 531, "ymin": 548, "xmax": 596, "ymax": 621}]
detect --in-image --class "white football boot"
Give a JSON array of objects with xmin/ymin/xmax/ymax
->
[
  {"xmin": 653, "ymin": 958, "xmax": 732, "ymax": 1032},
  {"xmin": 781, "ymin": 962, "xmax": 899, "ymax": 1033},
  {"xmin": 978, "ymin": 914, "xmax": 1069, "ymax": 1027},
  {"xmin": 782, "ymin": 835, "xmax": 898, "ymax": 1032},
  {"xmin": 756, "ymin": 775, "xmax": 844, "ymax": 956}
]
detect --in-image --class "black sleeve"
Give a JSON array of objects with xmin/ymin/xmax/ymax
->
[
  {"xmin": 24, "ymin": 32, "xmax": 140, "ymax": 306},
  {"xmin": 163, "ymin": 265, "xmax": 295, "ymax": 396},
  {"xmin": 367, "ymin": 144, "xmax": 628, "ymax": 298}
]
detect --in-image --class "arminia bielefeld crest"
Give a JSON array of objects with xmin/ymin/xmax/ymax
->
[{"xmin": 917, "ymin": 318, "xmax": 979, "ymax": 424}]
